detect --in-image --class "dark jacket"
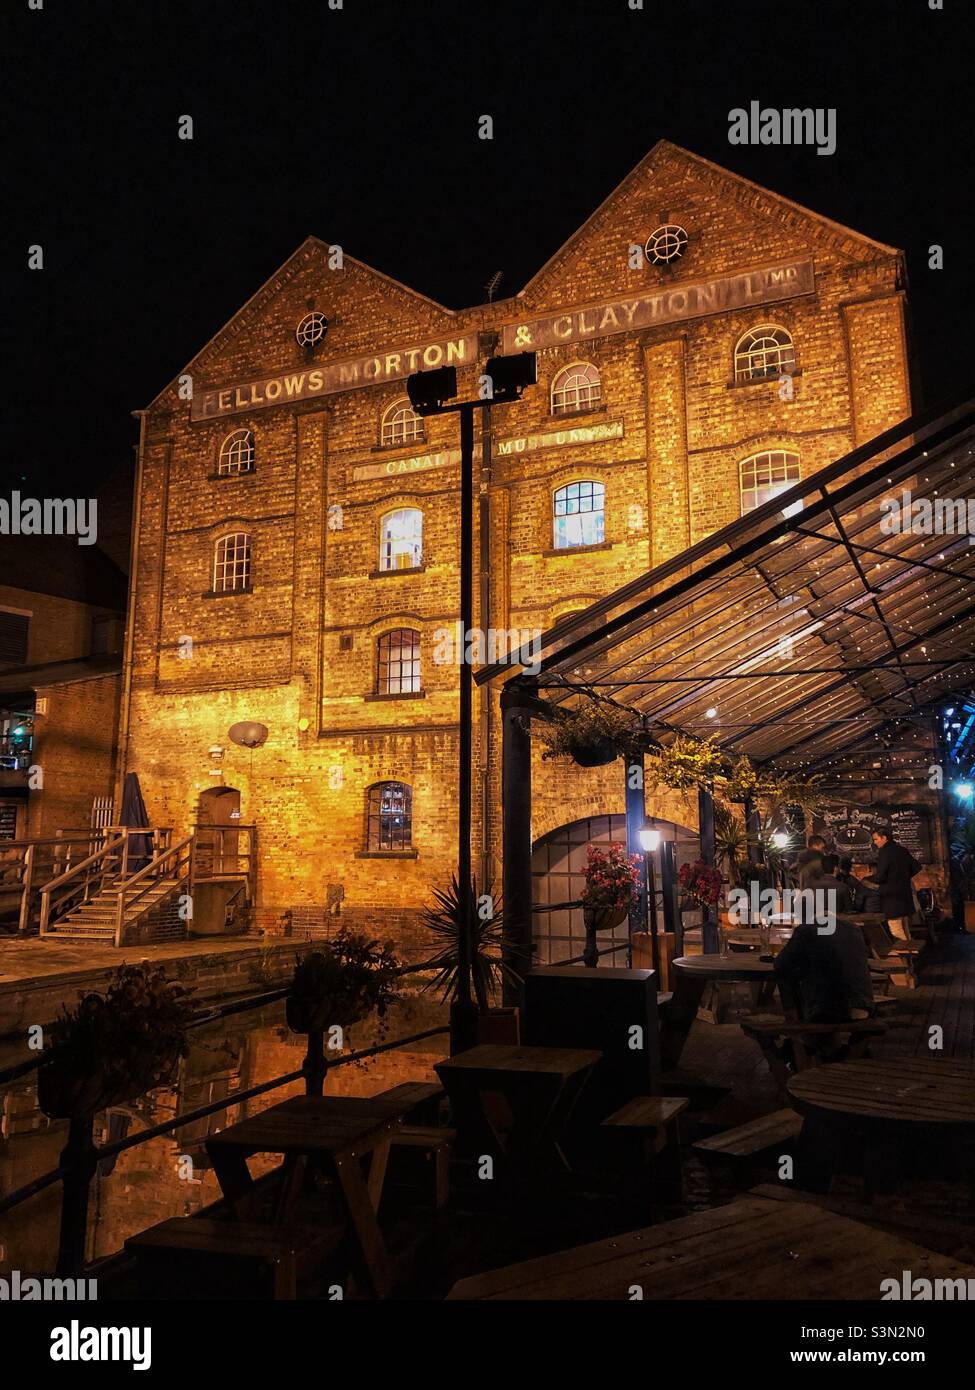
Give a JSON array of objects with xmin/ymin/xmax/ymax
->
[
  {"xmin": 795, "ymin": 847, "xmax": 825, "ymax": 889},
  {"xmin": 799, "ymin": 872, "xmax": 855, "ymax": 917},
  {"xmin": 773, "ymin": 920, "xmax": 874, "ymax": 1023},
  {"xmin": 873, "ymin": 839, "xmax": 920, "ymax": 918}
]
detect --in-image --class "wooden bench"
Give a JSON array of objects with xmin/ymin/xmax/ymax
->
[
  {"xmin": 740, "ymin": 1013, "xmax": 886, "ymax": 1093},
  {"xmin": 125, "ymin": 1217, "xmax": 344, "ymax": 1300},
  {"xmin": 693, "ymin": 1108, "xmax": 803, "ymax": 1165},
  {"xmin": 389, "ymin": 1125, "xmax": 455, "ymax": 1211},
  {"xmin": 370, "ymin": 1080, "xmax": 444, "ymax": 1125}
]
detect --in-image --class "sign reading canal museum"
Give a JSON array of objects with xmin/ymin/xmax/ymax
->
[
  {"xmin": 500, "ymin": 259, "xmax": 815, "ymax": 353},
  {"xmin": 495, "ymin": 417, "xmax": 624, "ymax": 457},
  {"xmin": 352, "ymin": 447, "xmax": 463, "ymax": 482},
  {"xmin": 191, "ymin": 334, "xmax": 479, "ymax": 422}
]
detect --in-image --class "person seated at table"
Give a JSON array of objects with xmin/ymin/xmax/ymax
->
[
  {"xmin": 794, "ymin": 835, "xmax": 828, "ymax": 889},
  {"xmin": 772, "ymin": 916, "xmax": 874, "ymax": 1056},
  {"xmin": 797, "ymin": 853, "xmax": 855, "ymax": 916}
]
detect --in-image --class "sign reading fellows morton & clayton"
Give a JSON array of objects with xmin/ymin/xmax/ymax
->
[{"xmin": 191, "ymin": 257, "xmax": 814, "ymax": 422}]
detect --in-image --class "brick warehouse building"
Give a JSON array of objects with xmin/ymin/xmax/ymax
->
[{"xmin": 119, "ymin": 140, "xmax": 914, "ymax": 955}]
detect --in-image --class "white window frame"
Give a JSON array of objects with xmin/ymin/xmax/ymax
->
[
  {"xmin": 734, "ymin": 326, "xmax": 796, "ymax": 383},
  {"xmin": 551, "ymin": 362, "xmax": 602, "ymax": 416},
  {"xmin": 379, "ymin": 507, "xmax": 423, "ymax": 571},
  {"xmin": 739, "ymin": 451, "xmax": 801, "ymax": 514},
  {"xmin": 217, "ymin": 429, "xmax": 255, "ymax": 475},
  {"xmin": 381, "ymin": 399, "xmax": 424, "ymax": 448},
  {"xmin": 213, "ymin": 532, "xmax": 251, "ymax": 592},
  {"xmin": 553, "ymin": 481, "xmax": 606, "ymax": 550}
]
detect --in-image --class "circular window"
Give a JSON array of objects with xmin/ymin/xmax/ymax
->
[
  {"xmin": 296, "ymin": 311, "xmax": 328, "ymax": 347},
  {"xmin": 645, "ymin": 224, "xmax": 688, "ymax": 265}
]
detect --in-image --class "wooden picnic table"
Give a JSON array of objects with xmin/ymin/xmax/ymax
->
[
  {"xmin": 205, "ymin": 1094, "xmax": 404, "ymax": 1298},
  {"xmin": 661, "ymin": 954, "xmax": 778, "ymax": 1064},
  {"xmin": 788, "ymin": 1057, "xmax": 975, "ymax": 1198},
  {"xmin": 446, "ymin": 1193, "xmax": 975, "ymax": 1299},
  {"xmin": 434, "ymin": 1044, "xmax": 601, "ymax": 1177}
]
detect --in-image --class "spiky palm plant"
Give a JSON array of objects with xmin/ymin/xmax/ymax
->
[{"xmin": 419, "ymin": 874, "xmax": 515, "ymax": 1011}]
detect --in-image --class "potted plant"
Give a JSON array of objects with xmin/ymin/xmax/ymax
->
[
  {"xmin": 540, "ymin": 701, "xmax": 645, "ymax": 767},
  {"xmin": 581, "ymin": 842, "xmax": 640, "ymax": 966},
  {"xmin": 419, "ymin": 875, "xmax": 519, "ymax": 1043},
  {"xmin": 285, "ymin": 931, "xmax": 401, "ymax": 1045},
  {"xmin": 646, "ymin": 734, "xmax": 728, "ymax": 794},
  {"xmin": 38, "ymin": 964, "xmax": 193, "ymax": 1120}
]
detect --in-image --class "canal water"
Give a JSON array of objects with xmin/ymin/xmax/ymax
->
[{"xmin": 0, "ymin": 992, "xmax": 449, "ymax": 1274}]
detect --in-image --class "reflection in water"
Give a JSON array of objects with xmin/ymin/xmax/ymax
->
[{"xmin": 0, "ymin": 993, "xmax": 449, "ymax": 1274}]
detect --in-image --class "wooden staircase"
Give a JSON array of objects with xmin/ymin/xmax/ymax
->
[{"xmin": 42, "ymin": 875, "xmax": 183, "ymax": 941}]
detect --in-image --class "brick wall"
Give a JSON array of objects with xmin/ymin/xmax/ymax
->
[{"xmin": 122, "ymin": 141, "xmax": 914, "ymax": 951}]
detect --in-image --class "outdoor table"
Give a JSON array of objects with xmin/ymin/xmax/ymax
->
[
  {"xmin": 205, "ymin": 1094, "xmax": 403, "ymax": 1298},
  {"xmin": 446, "ymin": 1193, "xmax": 975, "ymax": 1299},
  {"xmin": 434, "ymin": 1044, "xmax": 601, "ymax": 1177},
  {"xmin": 661, "ymin": 955, "xmax": 778, "ymax": 1065},
  {"xmin": 788, "ymin": 1057, "xmax": 975, "ymax": 1198}
]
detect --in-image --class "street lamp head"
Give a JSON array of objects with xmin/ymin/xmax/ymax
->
[
  {"xmin": 406, "ymin": 365, "xmax": 458, "ymax": 415},
  {"xmin": 639, "ymin": 825, "xmax": 661, "ymax": 852},
  {"xmin": 483, "ymin": 351, "xmax": 537, "ymax": 402}
]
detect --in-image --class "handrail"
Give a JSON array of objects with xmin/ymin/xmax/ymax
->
[
  {"xmin": 114, "ymin": 835, "xmax": 194, "ymax": 946},
  {"xmin": 0, "ymin": 1020, "xmax": 451, "ymax": 1275},
  {"xmin": 39, "ymin": 832, "xmax": 127, "ymax": 896}
]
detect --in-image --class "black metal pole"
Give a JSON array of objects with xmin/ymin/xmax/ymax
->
[
  {"xmin": 698, "ymin": 784, "xmax": 719, "ymax": 953},
  {"xmin": 647, "ymin": 852, "xmax": 661, "ymax": 976},
  {"xmin": 501, "ymin": 685, "xmax": 534, "ymax": 1006},
  {"xmin": 451, "ymin": 402, "xmax": 477, "ymax": 1054},
  {"xmin": 660, "ymin": 839, "xmax": 681, "ymax": 954},
  {"xmin": 625, "ymin": 753, "xmax": 646, "ymax": 966}
]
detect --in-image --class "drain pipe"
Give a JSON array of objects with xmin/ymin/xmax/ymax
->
[{"xmin": 115, "ymin": 410, "xmax": 146, "ymax": 812}]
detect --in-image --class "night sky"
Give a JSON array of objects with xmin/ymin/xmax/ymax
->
[{"xmin": 4, "ymin": 0, "xmax": 970, "ymax": 500}]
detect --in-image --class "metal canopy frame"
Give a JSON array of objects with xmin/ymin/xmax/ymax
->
[{"xmin": 478, "ymin": 398, "xmax": 975, "ymax": 776}]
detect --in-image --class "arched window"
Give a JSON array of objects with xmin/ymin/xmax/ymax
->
[
  {"xmin": 366, "ymin": 781, "xmax": 413, "ymax": 851},
  {"xmin": 739, "ymin": 451, "xmax": 801, "ymax": 514},
  {"xmin": 553, "ymin": 481, "xmax": 605, "ymax": 550},
  {"xmin": 378, "ymin": 629, "xmax": 421, "ymax": 694},
  {"xmin": 218, "ymin": 429, "xmax": 255, "ymax": 475},
  {"xmin": 381, "ymin": 398, "xmax": 424, "ymax": 448},
  {"xmin": 379, "ymin": 507, "xmax": 422, "ymax": 571},
  {"xmin": 551, "ymin": 362, "xmax": 601, "ymax": 415},
  {"xmin": 734, "ymin": 326, "xmax": 796, "ymax": 383},
  {"xmin": 213, "ymin": 532, "xmax": 251, "ymax": 592}
]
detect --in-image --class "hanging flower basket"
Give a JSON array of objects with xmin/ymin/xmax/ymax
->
[
  {"xmin": 583, "ymin": 902, "xmax": 630, "ymax": 933},
  {"xmin": 571, "ymin": 735, "xmax": 620, "ymax": 768}
]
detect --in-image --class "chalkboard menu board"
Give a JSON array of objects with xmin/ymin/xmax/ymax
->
[
  {"xmin": 0, "ymin": 802, "xmax": 19, "ymax": 840},
  {"xmin": 812, "ymin": 802, "xmax": 933, "ymax": 863}
]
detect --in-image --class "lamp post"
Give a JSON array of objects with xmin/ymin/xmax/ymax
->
[
  {"xmin": 407, "ymin": 353, "xmax": 537, "ymax": 1054},
  {"xmin": 638, "ymin": 821, "xmax": 662, "ymax": 977}
]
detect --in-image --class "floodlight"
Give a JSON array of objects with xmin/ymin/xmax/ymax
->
[
  {"xmin": 407, "ymin": 365, "xmax": 458, "ymax": 415},
  {"xmin": 483, "ymin": 352, "xmax": 537, "ymax": 403}
]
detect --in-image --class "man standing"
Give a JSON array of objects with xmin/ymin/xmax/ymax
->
[
  {"xmin": 869, "ymin": 828, "xmax": 920, "ymax": 942},
  {"xmin": 794, "ymin": 834, "xmax": 828, "ymax": 889}
]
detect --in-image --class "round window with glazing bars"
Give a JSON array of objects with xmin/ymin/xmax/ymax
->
[
  {"xmin": 296, "ymin": 312, "xmax": 328, "ymax": 347},
  {"xmin": 645, "ymin": 224, "xmax": 688, "ymax": 264}
]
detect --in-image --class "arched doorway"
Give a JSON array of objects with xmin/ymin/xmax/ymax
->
[
  {"xmin": 195, "ymin": 786, "xmax": 241, "ymax": 875},
  {"xmin": 531, "ymin": 814, "xmax": 699, "ymax": 966}
]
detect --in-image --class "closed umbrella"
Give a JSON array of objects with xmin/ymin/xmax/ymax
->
[{"xmin": 119, "ymin": 771, "xmax": 152, "ymax": 873}]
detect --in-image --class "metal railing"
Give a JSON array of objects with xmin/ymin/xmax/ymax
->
[
  {"xmin": 112, "ymin": 834, "xmax": 194, "ymax": 946},
  {"xmin": 0, "ymin": 983, "xmax": 449, "ymax": 1276},
  {"xmin": 37, "ymin": 826, "xmax": 176, "ymax": 939}
]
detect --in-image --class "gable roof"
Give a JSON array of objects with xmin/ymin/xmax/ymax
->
[
  {"xmin": 145, "ymin": 236, "xmax": 458, "ymax": 413},
  {"xmin": 514, "ymin": 139, "xmax": 903, "ymax": 303}
]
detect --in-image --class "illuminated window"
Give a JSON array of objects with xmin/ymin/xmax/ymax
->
[
  {"xmin": 381, "ymin": 399, "xmax": 424, "ymax": 448},
  {"xmin": 734, "ymin": 326, "xmax": 796, "ymax": 382},
  {"xmin": 217, "ymin": 429, "xmax": 255, "ymax": 475},
  {"xmin": 551, "ymin": 362, "xmax": 602, "ymax": 415},
  {"xmin": 379, "ymin": 508, "xmax": 422, "ymax": 571},
  {"xmin": 553, "ymin": 481, "xmax": 605, "ymax": 550},
  {"xmin": 378, "ymin": 629, "xmax": 421, "ymax": 694},
  {"xmin": 213, "ymin": 532, "xmax": 251, "ymax": 592},
  {"xmin": 366, "ymin": 781, "xmax": 413, "ymax": 851},
  {"xmin": 739, "ymin": 451, "xmax": 801, "ymax": 514}
]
